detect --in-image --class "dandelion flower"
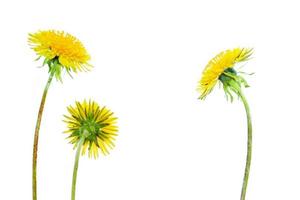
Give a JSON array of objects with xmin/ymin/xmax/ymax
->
[
  {"xmin": 29, "ymin": 30, "xmax": 91, "ymax": 80},
  {"xmin": 197, "ymin": 48, "xmax": 254, "ymax": 200},
  {"xmin": 64, "ymin": 100, "xmax": 118, "ymax": 158},
  {"xmin": 63, "ymin": 100, "xmax": 118, "ymax": 200},
  {"xmin": 197, "ymin": 48, "xmax": 252, "ymax": 100},
  {"xmin": 29, "ymin": 30, "xmax": 91, "ymax": 200}
]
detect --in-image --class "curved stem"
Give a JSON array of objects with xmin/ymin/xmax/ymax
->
[
  {"xmin": 239, "ymin": 91, "xmax": 252, "ymax": 200},
  {"xmin": 32, "ymin": 72, "xmax": 54, "ymax": 200},
  {"xmin": 72, "ymin": 137, "xmax": 85, "ymax": 200}
]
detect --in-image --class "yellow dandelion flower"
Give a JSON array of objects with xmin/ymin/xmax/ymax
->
[
  {"xmin": 29, "ymin": 30, "xmax": 92, "ymax": 200},
  {"xmin": 197, "ymin": 48, "xmax": 255, "ymax": 200},
  {"xmin": 28, "ymin": 30, "xmax": 91, "ymax": 80},
  {"xmin": 64, "ymin": 100, "xmax": 118, "ymax": 200},
  {"xmin": 63, "ymin": 100, "xmax": 118, "ymax": 158},
  {"xmin": 197, "ymin": 48, "xmax": 253, "ymax": 100}
]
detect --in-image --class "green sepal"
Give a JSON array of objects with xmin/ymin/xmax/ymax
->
[
  {"xmin": 46, "ymin": 57, "xmax": 64, "ymax": 82},
  {"xmin": 35, "ymin": 56, "xmax": 42, "ymax": 61},
  {"xmin": 219, "ymin": 68, "xmax": 251, "ymax": 102}
]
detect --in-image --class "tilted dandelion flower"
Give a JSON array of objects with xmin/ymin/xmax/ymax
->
[
  {"xmin": 29, "ymin": 30, "xmax": 91, "ymax": 200},
  {"xmin": 63, "ymin": 100, "xmax": 118, "ymax": 200},
  {"xmin": 197, "ymin": 48, "xmax": 253, "ymax": 100},
  {"xmin": 28, "ymin": 30, "xmax": 91, "ymax": 80},
  {"xmin": 197, "ymin": 48, "xmax": 254, "ymax": 200},
  {"xmin": 63, "ymin": 100, "xmax": 118, "ymax": 158}
]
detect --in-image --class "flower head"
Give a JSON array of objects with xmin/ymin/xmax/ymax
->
[
  {"xmin": 63, "ymin": 100, "xmax": 118, "ymax": 158},
  {"xmin": 28, "ymin": 30, "xmax": 91, "ymax": 80},
  {"xmin": 197, "ymin": 48, "xmax": 253, "ymax": 101}
]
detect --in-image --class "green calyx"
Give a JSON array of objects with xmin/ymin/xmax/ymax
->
[
  {"xmin": 70, "ymin": 115, "xmax": 107, "ymax": 147},
  {"xmin": 80, "ymin": 119, "xmax": 100, "ymax": 138},
  {"xmin": 42, "ymin": 57, "xmax": 63, "ymax": 81},
  {"xmin": 41, "ymin": 57, "xmax": 73, "ymax": 82},
  {"xmin": 218, "ymin": 68, "xmax": 250, "ymax": 102}
]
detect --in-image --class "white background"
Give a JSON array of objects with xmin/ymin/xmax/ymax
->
[{"xmin": 0, "ymin": 0, "xmax": 300, "ymax": 199}]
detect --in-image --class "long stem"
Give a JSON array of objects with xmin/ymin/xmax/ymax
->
[
  {"xmin": 239, "ymin": 91, "xmax": 252, "ymax": 200},
  {"xmin": 72, "ymin": 137, "xmax": 85, "ymax": 200},
  {"xmin": 32, "ymin": 72, "xmax": 54, "ymax": 200}
]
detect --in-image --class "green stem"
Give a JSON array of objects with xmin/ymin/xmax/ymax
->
[
  {"xmin": 239, "ymin": 91, "xmax": 252, "ymax": 200},
  {"xmin": 72, "ymin": 137, "xmax": 85, "ymax": 200},
  {"xmin": 32, "ymin": 72, "xmax": 54, "ymax": 200}
]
